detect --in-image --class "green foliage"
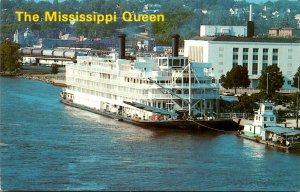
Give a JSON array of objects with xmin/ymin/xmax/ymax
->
[
  {"xmin": 1, "ymin": 0, "xmax": 300, "ymax": 41},
  {"xmin": 220, "ymin": 65, "xmax": 250, "ymax": 93},
  {"xmin": 292, "ymin": 66, "xmax": 300, "ymax": 89},
  {"xmin": 235, "ymin": 94, "xmax": 258, "ymax": 114},
  {"xmin": 152, "ymin": 10, "xmax": 194, "ymax": 45},
  {"xmin": 0, "ymin": 40, "xmax": 20, "ymax": 72},
  {"xmin": 50, "ymin": 64, "xmax": 59, "ymax": 74},
  {"xmin": 258, "ymin": 65, "xmax": 284, "ymax": 96}
]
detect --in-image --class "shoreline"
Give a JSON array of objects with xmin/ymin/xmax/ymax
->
[{"xmin": 0, "ymin": 70, "xmax": 66, "ymax": 87}]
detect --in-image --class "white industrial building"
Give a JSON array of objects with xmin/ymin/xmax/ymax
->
[
  {"xmin": 184, "ymin": 36, "xmax": 300, "ymax": 89},
  {"xmin": 200, "ymin": 25, "xmax": 247, "ymax": 37}
]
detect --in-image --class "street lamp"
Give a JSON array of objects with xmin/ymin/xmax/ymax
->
[
  {"xmin": 266, "ymin": 71, "xmax": 277, "ymax": 99},
  {"xmin": 295, "ymin": 76, "xmax": 299, "ymax": 129}
]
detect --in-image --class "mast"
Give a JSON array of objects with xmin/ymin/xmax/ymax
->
[{"xmin": 188, "ymin": 62, "xmax": 192, "ymax": 117}]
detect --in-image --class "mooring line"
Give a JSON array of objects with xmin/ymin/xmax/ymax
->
[{"xmin": 188, "ymin": 119, "xmax": 235, "ymax": 133}]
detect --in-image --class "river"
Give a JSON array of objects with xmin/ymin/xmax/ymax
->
[{"xmin": 1, "ymin": 77, "xmax": 299, "ymax": 191}]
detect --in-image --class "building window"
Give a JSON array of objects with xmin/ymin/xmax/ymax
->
[
  {"xmin": 272, "ymin": 55, "xmax": 278, "ymax": 61},
  {"xmin": 270, "ymin": 117, "xmax": 274, "ymax": 121},
  {"xmin": 233, "ymin": 55, "xmax": 238, "ymax": 60},
  {"xmin": 243, "ymin": 63, "xmax": 248, "ymax": 68},
  {"xmin": 287, "ymin": 80, "xmax": 292, "ymax": 85},
  {"xmin": 263, "ymin": 48, "xmax": 268, "ymax": 54},
  {"xmin": 264, "ymin": 117, "xmax": 267, "ymax": 121},
  {"xmin": 233, "ymin": 62, "xmax": 238, "ymax": 68},
  {"xmin": 253, "ymin": 55, "xmax": 258, "ymax": 61},
  {"xmin": 273, "ymin": 48, "xmax": 278, "ymax": 53},
  {"xmin": 252, "ymin": 63, "xmax": 258, "ymax": 75},
  {"xmin": 253, "ymin": 48, "xmax": 259, "ymax": 53},
  {"xmin": 233, "ymin": 48, "xmax": 239, "ymax": 53},
  {"xmin": 263, "ymin": 55, "xmax": 268, "ymax": 60},
  {"xmin": 243, "ymin": 48, "xmax": 249, "ymax": 52},
  {"xmin": 243, "ymin": 55, "xmax": 248, "ymax": 60},
  {"xmin": 262, "ymin": 63, "xmax": 268, "ymax": 70}
]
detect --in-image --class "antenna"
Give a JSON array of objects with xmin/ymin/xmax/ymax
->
[
  {"xmin": 247, "ymin": 4, "xmax": 255, "ymax": 38},
  {"xmin": 249, "ymin": 4, "xmax": 253, "ymax": 21}
]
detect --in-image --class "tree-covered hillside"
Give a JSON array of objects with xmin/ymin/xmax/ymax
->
[{"xmin": 1, "ymin": 0, "xmax": 300, "ymax": 44}]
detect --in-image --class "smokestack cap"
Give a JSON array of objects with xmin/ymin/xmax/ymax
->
[
  {"xmin": 118, "ymin": 34, "xmax": 126, "ymax": 38},
  {"xmin": 172, "ymin": 34, "xmax": 180, "ymax": 38}
]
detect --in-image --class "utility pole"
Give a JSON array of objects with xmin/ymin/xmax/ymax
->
[
  {"xmin": 267, "ymin": 72, "xmax": 269, "ymax": 98},
  {"xmin": 296, "ymin": 76, "xmax": 299, "ymax": 129}
]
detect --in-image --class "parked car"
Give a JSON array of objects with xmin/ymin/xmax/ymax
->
[{"xmin": 222, "ymin": 91, "xmax": 234, "ymax": 96}]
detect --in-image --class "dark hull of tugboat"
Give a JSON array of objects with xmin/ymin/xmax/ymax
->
[
  {"xmin": 61, "ymin": 99, "xmax": 242, "ymax": 132},
  {"xmin": 236, "ymin": 133, "xmax": 300, "ymax": 150}
]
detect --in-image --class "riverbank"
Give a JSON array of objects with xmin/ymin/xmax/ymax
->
[
  {"xmin": 0, "ymin": 68, "xmax": 66, "ymax": 87},
  {"xmin": 17, "ymin": 72, "xmax": 66, "ymax": 86}
]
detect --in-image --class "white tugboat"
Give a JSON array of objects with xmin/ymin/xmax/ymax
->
[
  {"xmin": 237, "ymin": 101, "xmax": 300, "ymax": 150},
  {"xmin": 60, "ymin": 34, "xmax": 241, "ymax": 131}
]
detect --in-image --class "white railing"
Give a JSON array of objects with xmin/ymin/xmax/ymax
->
[{"xmin": 218, "ymin": 113, "xmax": 248, "ymax": 119}]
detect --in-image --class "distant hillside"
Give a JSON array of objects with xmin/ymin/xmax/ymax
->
[
  {"xmin": 240, "ymin": 0, "xmax": 297, "ymax": 3},
  {"xmin": 1, "ymin": 0, "xmax": 300, "ymax": 44}
]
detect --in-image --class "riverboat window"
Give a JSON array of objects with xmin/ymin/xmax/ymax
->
[
  {"xmin": 157, "ymin": 59, "xmax": 161, "ymax": 66},
  {"xmin": 162, "ymin": 59, "xmax": 168, "ymax": 66},
  {"xmin": 265, "ymin": 106, "xmax": 272, "ymax": 110},
  {"xmin": 181, "ymin": 59, "xmax": 185, "ymax": 66},
  {"xmin": 264, "ymin": 117, "xmax": 267, "ymax": 121},
  {"xmin": 169, "ymin": 59, "xmax": 172, "ymax": 66},
  {"xmin": 173, "ymin": 59, "xmax": 180, "ymax": 67}
]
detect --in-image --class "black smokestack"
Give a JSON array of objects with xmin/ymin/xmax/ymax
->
[
  {"xmin": 247, "ymin": 21, "xmax": 255, "ymax": 38},
  {"xmin": 118, "ymin": 34, "xmax": 126, "ymax": 59},
  {"xmin": 172, "ymin": 34, "xmax": 180, "ymax": 57},
  {"xmin": 247, "ymin": 4, "xmax": 255, "ymax": 38}
]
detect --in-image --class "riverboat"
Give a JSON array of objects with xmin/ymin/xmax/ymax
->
[{"xmin": 60, "ymin": 34, "xmax": 241, "ymax": 131}]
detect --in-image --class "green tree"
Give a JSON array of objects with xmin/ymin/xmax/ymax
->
[
  {"xmin": 258, "ymin": 65, "xmax": 284, "ymax": 97},
  {"xmin": 220, "ymin": 65, "xmax": 250, "ymax": 94},
  {"xmin": 50, "ymin": 64, "xmax": 59, "ymax": 74},
  {"xmin": 234, "ymin": 94, "xmax": 258, "ymax": 115},
  {"xmin": 0, "ymin": 40, "xmax": 20, "ymax": 72},
  {"xmin": 292, "ymin": 66, "xmax": 300, "ymax": 89}
]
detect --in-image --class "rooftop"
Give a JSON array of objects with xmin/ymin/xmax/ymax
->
[{"xmin": 188, "ymin": 36, "xmax": 300, "ymax": 43}]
